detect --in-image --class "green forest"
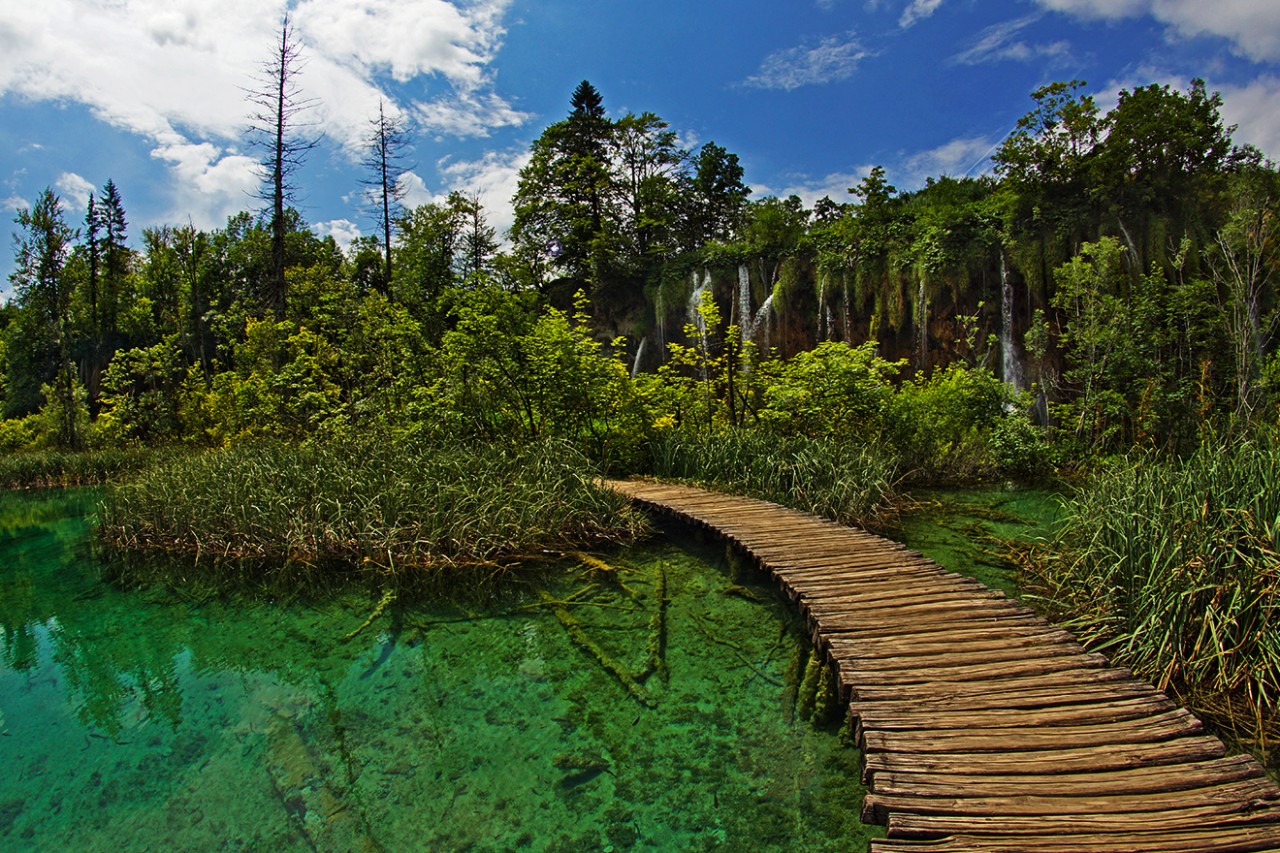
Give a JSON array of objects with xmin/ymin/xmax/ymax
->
[{"xmin": 5, "ymin": 77, "xmax": 1280, "ymax": 746}]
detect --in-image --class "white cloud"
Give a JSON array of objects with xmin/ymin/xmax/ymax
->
[
  {"xmin": 1218, "ymin": 75, "xmax": 1280, "ymax": 161},
  {"xmin": 295, "ymin": 0, "xmax": 510, "ymax": 89},
  {"xmin": 150, "ymin": 138, "xmax": 260, "ymax": 229},
  {"xmin": 388, "ymin": 150, "xmax": 526, "ymax": 239},
  {"xmin": 397, "ymin": 170, "xmax": 435, "ymax": 210},
  {"xmin": 315, "ymin": 218, "xmax": 363, "ymax": 251},
  {"xmin": 55, "ymin": 172, "xmax": 96, "ymax": 206},
  {"xmin": 899, "ymin": 135, "xmax": 1000, "ymax": 185},
  {"xmin": 436, "ymin": 148, "xmax": 530, "ymax": 237},
  {"xmin": 0, "ymin": 0, "xmax": 523, "ymax": 225},
  {"xmin": 762, "ymin": 136, "xmax": 1002, "ymax": 211},
  {"xmin": 1, "ymin": 195, "xmax": 28, "ymax": 212},
  {"xmin": 743, "ymin": 32, "xmax": 871, "ymax": 91},
  {"xmin": 1034, "ymin": 0, "xmax": 1280, "ymax": 61},
  {"xmin": 756, "ymin": 168, "xmax": 874, "ymax": 210},
  {"xmin": 900, "ymin": 0, "xmax": 945, "ymax": 28},
  {"xmin": 413, "ymin": 92, "xmax": 530, "ymax": 139},
  {"xmin": 952, "ymin": 15, "xmax": 1074, "ymax": 65}
]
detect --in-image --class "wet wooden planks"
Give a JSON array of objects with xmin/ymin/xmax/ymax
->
[{"xmin": 607, "ymin": 479, "xmax": 1280, "ymax": 853}]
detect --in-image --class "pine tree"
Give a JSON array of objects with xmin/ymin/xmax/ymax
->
[
  {"xmin": 99, "ymin": 178, "xmax": 128, "ymax": 338},
  {"xmin": 11, "ymin": 189, "xmax": 79, "ymax": 446}
]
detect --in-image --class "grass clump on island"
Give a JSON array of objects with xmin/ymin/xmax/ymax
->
[
  {"xmin": 1021, "ymin": 434, "xmax": 1280, "ymax": 755},
  {"xmin": 646, "ymin": 430, "xmax": 900, "ymax": 528},
  {"xmin": 0, "ymin": 447, "xmax": 165, "ymax": 489},
  {"xmin": 97, "ymin": 438, "xmax": 649, "ymax": 580}
]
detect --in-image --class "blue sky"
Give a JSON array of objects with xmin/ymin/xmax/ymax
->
[{"xmin": 3, "ymin": 0, "xmax": 1280, "ymax": 293}]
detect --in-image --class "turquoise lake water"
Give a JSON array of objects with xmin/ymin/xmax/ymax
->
[
  {"xmin": 892, "ymin": 486, "xmax": 1066, "ymax": 599},
  {"xmin": 0, "ymin": 489, "xmax": 879, "ymax": 851}
]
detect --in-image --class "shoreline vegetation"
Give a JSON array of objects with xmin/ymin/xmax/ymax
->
[
  {"xmin": 3, "ymin": 74, "xmax": 1279, "ymax": 759},
  {"xmin": 0, "ymin": 447, "xmax": 165, "ymax": 489},
  {"xmin": 1017, "ymin": 436, "xmax": 1280, "ymax": 758},
  {"xmin": 95, "ymin": 440, "xmax": 649, "ymax": 587},
  {"xmin": 11, "ymin": 423, "xmax": 1280, "ymax": 760}
]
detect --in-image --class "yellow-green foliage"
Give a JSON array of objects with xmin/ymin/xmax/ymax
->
[{"xmin": 755, "ymin": 341, "xmax": 903, "ymax": 441}]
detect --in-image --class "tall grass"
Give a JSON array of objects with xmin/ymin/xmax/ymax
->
[
  {"xmin": 98, "ymin": 439, "xmax": 648, "ymax": 581},
  {"xmin": 645, "ymin": 430, "xmax": 900, "ymax": 528},
  {"xmin": 0, "ymin": 448, "xmax": 163, "ymax": 489},
  {"xmin": 1025, "ymin": 436, "xmax": 1280, "ymax": 747}
]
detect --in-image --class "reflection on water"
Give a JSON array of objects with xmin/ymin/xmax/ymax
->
[{"xmin": 0, "ymin": 489, "xmax": 876, "ymax": 851}]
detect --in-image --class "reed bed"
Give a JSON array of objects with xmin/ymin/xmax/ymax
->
[
  {"xmin": 0, "ymin": 448, "xmax": 162, "ymax": 489},
  {"xmin": 1024, "ymin": 437, "xmax": 1280, "ymax": 749},
  {"xmin": 646, "ymin": 431, "xmax": 900, "ymax": 528},
  {"xmin": 97, "ymin": 439, "xmax": 648, "ymax": 578}
]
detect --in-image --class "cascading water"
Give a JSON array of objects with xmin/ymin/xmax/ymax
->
[
  {"xmin": 737, "ymin": 264, "xmax": 752, "ymax": 347},
  {"xmin": 916, "ymin": 278, "xmax": 928, "ymax": 372},
  {"xmin": 654, "ymin": 289, "xmax": 666, "ymax": 363},
  {"xmin": 842, "ymin": 279, "xmax": 852, "ymax": 342},
  {"xmin": 816, "ymin": 275, "xmax": 826, "ymax": 342},
  {"xmin": 1000, "ymin": 253, "xmax": 1023, "ymax": 389},
  {"xmin": 751, "ymin": 294, "xmax": 775, "ymax": 355},
  {"xmin": 631, "ymin": 337, "xmax": 647, "ymax": 379},
  {"xmin": 689, "ymin": 270, "xmax": 711, "ymax": 384}
]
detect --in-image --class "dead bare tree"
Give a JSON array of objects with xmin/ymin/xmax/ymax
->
[
  {"xmin": 246, "ymin": 15, "xmax": 318, "ymax": 317},
  {"xmin": 360, "ymin": 99, "xmax": 412, "ymax": 296}
]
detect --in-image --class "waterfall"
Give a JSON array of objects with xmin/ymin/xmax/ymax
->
[
  {"xmin": 654, "ymin": 289, "xmax": 666, "ymax": 363},
  {"xmin": 751, "ymin": 294, "xmax": 775, "ymax": 355},
  {"xmin": 842, "ymin": 278, "xmax": 852, "ymax": 342},
  {"xmin": 1000, "ymin": 253, "xmax": 1023, "ymax": 389},
  {"xmin": 631, "ymin": 337, "xmax": 647, "ymax": 379},
  {"xmin": 737, "ymin": 264, "xmax": 752, "ymax": 346},
  {"xmin": 916, "ymin": 277, "xmax": 927, "ymax": 372},
  {"xmin": 689, "ymin": 270, "xmax": 711, "ymax": 383},
  {"xmin": 816, "ymin": 274, "xmax": 826, "ymax": 342}
]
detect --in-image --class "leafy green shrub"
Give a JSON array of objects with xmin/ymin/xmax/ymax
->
[
  {"xmin": 0, "ymin": 416, "xmax": 38, "ymax": 453},
  {"xmin": 988, "ymin": 413, "xmax": 1053, "ymax": 480},
  {"xmin": 886, "ymin": 364, "xmax": 1019, "ymax": 482},
  {"xmin": 755, "ymin": 341, "xmax": 903, "ymax": 440}
]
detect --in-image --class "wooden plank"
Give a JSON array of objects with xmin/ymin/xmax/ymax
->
[
  {"xmin": 855, "ymin": 696, "xmax": 1179, "ymax": 735},
  {"xmin": 805, "ymin": 596, "xmax": 1030, "ymax": 623},
  {"xmin": 861, "ymin": 708, "xmax": 1203, "ymax": 754},
  {"xmin": 832, "ymin": 636, "xmax": 1085, "ymax": 668},
  {"xmin": 605, "ymin": 480, "xmax": 1280, "ymax": 850},
  {"xmin": 799, "ymin": 586, "xmax": 1005, "ymax": 610},
  {"xmin": 862, "ymin": 776, "xmax": 1279, "ymax": 822},
  {"xmin": 837, "ymin": 653, "xmax": 1110, "ymax": 691},
  {"xmin": 833, "ymin": 631, "xmax": 1082, "ymax": 661},
  {"xmin": 862, "ymin": 737, "xmax": 1229, "ymax": 784},
  {"xmin": 872, "ymin": 754, "xmax": 1266, "ymax": 798},
  {"xmin": 886, "ymin": 804, "xmax": 1280, "ymax": 838},
  {"xmin": 850, "ymin": 682, "xmax": 1165, "ymax": 721},
  {"xmin": 820, "ymin": 612, "xmax": 1054, "ymax": 643},
  {"xmin": 874, "ymin": 824, "xmax": 1280, "ymax": 853}
]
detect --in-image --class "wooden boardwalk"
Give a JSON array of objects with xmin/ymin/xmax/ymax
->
[{"xmin": 607, "ymin": 479, "xmax": 1280, "ymax": 853}]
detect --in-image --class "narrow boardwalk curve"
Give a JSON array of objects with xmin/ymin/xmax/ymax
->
[{"xmin": 607, "ymin": 479, "xmax": 1280, "ymax": 853}]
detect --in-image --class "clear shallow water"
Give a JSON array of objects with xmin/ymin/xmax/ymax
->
[
  {"xmin": 892, "ymin": 486, "xmax": 1066, "ymax": 598},
  {"xmin": 0, "ymin": 489, "xmax": 877, "ymax": 851}
]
